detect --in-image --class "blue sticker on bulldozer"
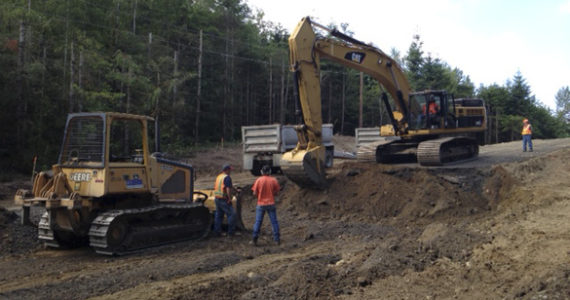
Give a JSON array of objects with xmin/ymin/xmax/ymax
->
[{"xmin": 126, "ymin": 178, "xmax": 143, "ymax": 189}]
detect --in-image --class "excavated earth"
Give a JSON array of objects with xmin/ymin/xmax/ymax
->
[{"xmin": 0, "ymin": 138, "xmax": 569, "ymax": 300}]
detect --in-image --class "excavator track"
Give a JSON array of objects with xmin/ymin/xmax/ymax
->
[
  {"xmin": 88, "ymin": 203, "xmax": 211, "ymax": 255},
  {"xmin": 281, "ymin": 150, "xmax": 327, "ymax": 189},
  {"xmin": 417, "ymin": 136, "xmax": 479, "ymax": 166}
]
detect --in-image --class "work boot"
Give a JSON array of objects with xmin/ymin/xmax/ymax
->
[
  {"xmin": 529, "ymin": 149, "xmax": 533, "ymax": 152},
  {"xmin": 274, "ymin": 240, "xmax": 281, "ymax": 246},
  {"xmin": 249, "ymin": 238, "xmax": 258, "ymax": 246}
]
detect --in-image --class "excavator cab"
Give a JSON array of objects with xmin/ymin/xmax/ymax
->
[{"xmin": 409, "ymin": 91, "xmax": 458, "ymax": 130}]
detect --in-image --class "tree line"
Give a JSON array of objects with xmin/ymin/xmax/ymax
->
[{"xmin": 0, "ymin": 0, "xmax": 568, "ymax": 172}]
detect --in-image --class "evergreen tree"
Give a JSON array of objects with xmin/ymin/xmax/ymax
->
[{"xmin": 555, "ymin": 86, "xmax": 570, "ymax": 122}]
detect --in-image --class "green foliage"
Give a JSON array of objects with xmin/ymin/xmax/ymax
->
[
  {"xmin": 555, "ymin": 86, "xmax": 570, "ymax": 123},
  {"xmin": 403, "ymin": 34, "xmax": 474, "ymax": 98},
  {"xmin": 0, "ymin": 0, "xmax": 290, "ymax": 172}
]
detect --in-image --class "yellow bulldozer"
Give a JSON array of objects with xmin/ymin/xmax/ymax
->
[{"xmin": 15, "ymin": 112, "xmax": 243, "ymax": 255}]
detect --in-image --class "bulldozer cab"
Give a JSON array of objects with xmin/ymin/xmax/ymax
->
[{"xmin": 57, "ymin": 113, "xmax": 153, "ymax": 197}]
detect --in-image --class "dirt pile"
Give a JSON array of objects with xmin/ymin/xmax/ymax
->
[
  {"xmin": 281, "ymin": 163, "xmax": 500, "ymax": 224},
  {"xmin": 0, "ymin": 207, "xmax": 42, "ymax": 256}
]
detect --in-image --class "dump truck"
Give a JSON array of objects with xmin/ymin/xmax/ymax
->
[{"xmin": 242, "ymin": 124, "xmax": 334, "ymax": 176}]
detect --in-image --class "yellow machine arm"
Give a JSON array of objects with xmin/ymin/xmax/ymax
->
[{"xmin": 282, "ymin": 16, "xmax": 412, "ymax": 188}]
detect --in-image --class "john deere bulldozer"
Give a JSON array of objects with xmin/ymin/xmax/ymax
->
[{"xmin": 15, "ymin": 112, "xmax": 242, "ymax": 255}]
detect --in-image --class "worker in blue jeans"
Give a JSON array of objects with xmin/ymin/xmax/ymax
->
[
  {"xmin": 213, "ymin": 163, "xmax": 238, "ymax": 236},
  {"xmin": 251, "ymin": 165, "xmax": 281, "ymax": 246},
  {"xmin": 521, "ymin": 118, "xmax": 533, "ymax": 152}
]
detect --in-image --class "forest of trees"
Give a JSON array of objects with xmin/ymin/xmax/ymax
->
[{"xmin": 1, "ymin": 0, "xmax": 568, "ymax": 172}]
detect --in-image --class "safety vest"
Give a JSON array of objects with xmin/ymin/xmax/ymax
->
[
  {"xmin": 214, "ymin": 173, "xmax": 228, "ymax": 199},
  {"xmin": 422, "ymin": 102, "xmax": 439, "ymax": 114},
  {"xmin": 521, "ymin": 124, "xmax": 532, "ymax": 135}
]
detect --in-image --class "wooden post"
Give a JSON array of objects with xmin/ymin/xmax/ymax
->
[
  {"xmin": 195, "ymin": 29, "xmax": 202, "ymax": 143},
  {"xmin": 359, "ymin": 71, "xmax": 363, "ymax": 128}
]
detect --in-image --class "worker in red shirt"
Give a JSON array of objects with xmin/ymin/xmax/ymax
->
[{"xmin": 251, "ymin": 165, "xmax": 281, "ymax": 246}]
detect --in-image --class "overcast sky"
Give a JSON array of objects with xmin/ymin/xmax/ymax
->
[{"xmin": 246, "ymin": 0, "xmax": 570, "ymax": 110}]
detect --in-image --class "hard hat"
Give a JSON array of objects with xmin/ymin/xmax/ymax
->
[{"xmin": 261, "ymin": 165, "xmax": 271, "ymax": 175}]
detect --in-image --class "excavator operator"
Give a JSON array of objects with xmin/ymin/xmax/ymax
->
[{"xmin": 421, "ymin": 97, "xmax": 440, "ymax": 128}]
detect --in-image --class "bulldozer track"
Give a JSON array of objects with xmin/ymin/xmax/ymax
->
[
  {"xmin": 38, "ymin": 212, "xmax": 60, "ymax": 248},
  {"xmin": 88, "ymin": 203, "xmax": 211, "ymax": 255}
]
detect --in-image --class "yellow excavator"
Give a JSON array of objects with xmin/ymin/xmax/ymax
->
[
  {"xmin": 281, "ymin": 17, "xmax": 486, "ymax": 188},
  {"xmin": 15, "ymin": 112, "xmax": 242, "ymax": 255}
]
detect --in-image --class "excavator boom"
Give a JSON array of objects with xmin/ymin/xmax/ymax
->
[{"xmin": 283, "ymin": 17, "xmax": 412, "ymax": 188}]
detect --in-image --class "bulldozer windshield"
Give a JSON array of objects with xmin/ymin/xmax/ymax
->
[{"xmin": 59, "ymin": 115, "xmax": 105, "ymax": 167}]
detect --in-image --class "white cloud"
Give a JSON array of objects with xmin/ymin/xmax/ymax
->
[
  {"xmin": 245, "ymin": 0, "xmax": 566, "ymax": 109},
  {"xmin": 561, "ymin": 1, "xmax": 570, "ymax": 14}
]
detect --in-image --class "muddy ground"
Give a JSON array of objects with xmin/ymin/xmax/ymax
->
[{"xmin": 0, "ymin": 138, "xmax": 569, "ymax": 300}]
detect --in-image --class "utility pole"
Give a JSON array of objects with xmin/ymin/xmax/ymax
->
[
  {"xmin": 78, "ymin": 51, "xmax": 84, "ymax": 112},
  {"xmin": 147, "ymin": 32, "xmax": 152, "ymax": 60},
  {"xmin": 268, "ymin": 57, "xmax": 273, "ymax": 124},
  {"xmin": 359, "ymin": 71, "xmax": 363, "ymax": 128},
  {"xmin": 195, "ymin": 29, "xmax": 203, "ymax": 143},
  {"xmin": 341, "ymin": 73, "xmax": 346, "ymax": 134},
  {"xmin": 132, "ymin": 0, "xmax": 137, "ymax": 34},
  {"xmin": 280, "ymin": 57, "xmax": 285, "ymax": 124},
  {"xmin": 69, "ymin": 41, "xmax": 74, "ymax": 112}
]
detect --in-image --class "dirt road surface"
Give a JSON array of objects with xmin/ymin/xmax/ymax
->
[{"xmin": 0, "ymin": 138, "xmax": 569, "ymax": 299}]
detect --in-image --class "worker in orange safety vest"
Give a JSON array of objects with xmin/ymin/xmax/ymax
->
[
  {"xmin": 422, "ymin": 101, "xmax": 439, "ymax": 115},
  {"xmin": 521, "ymin": 118, "xmax": 533, "ymax": 152}
]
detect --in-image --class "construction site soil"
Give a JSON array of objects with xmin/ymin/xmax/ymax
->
[{"xmin": 0, "ymin": 138, "xmax": 569, "ymax": 300}]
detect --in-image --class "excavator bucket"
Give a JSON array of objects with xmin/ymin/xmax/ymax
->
[{"xmin": 281, "ymin": 147, "xmax": 327, "ymax": 189}]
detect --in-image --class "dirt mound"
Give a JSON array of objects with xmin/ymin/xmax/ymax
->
[
  {"xmin": 0, "ymin": 209, "xmax": 41, "ymax": 256},
  {"xmin": 0, "ymin": 207, "xmax": 17, "ymax": 226},
  {"xmin": 183, "ymin": 145, "xmax": 244, "ymax": 176},
  {"xmin": 281, "ymin": 163, "xmax": 496, "ymax": 224}
]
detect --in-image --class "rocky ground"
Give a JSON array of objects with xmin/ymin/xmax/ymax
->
[{"xmin": 0, "ymin": 138, "xmax": 569, "ymax": 300}]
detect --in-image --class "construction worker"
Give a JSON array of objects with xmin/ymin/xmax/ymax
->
[
  {"xmin": 251, "ymin": 165, "xmax": 281, "ymax": 246},
  {"xmin": 422, "ymin": 100, "xmax": 439, "ymax": 115},
  {"xmin": 213, "ymin": 163, "xmax": 237, "ymax": 237},
  {"xmin": 421, "ymin": 99, "xmax": 440, "ymax": 128},
  {"xmin": 521, "ymin": 118, "xmax": 533, "ymax": 152}
]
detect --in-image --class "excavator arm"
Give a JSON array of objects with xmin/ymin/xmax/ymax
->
[{"xmin": 281, "ymin": 16, "xmax": 412, "ymax": 188}]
